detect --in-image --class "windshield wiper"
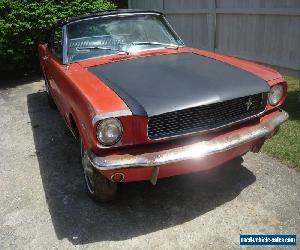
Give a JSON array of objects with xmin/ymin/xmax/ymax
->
[
  {"xmin": 131, "ymin": 41, "xmax": 180, "ymax": 49},
  {"xmin": 76, "ymin": 46, "xmax": 129, "ymax": 55}
]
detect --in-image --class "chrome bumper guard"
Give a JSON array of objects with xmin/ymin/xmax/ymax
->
[{"xmin": 87, "ymin": 110, "xmax": 288, "ymax": 171}]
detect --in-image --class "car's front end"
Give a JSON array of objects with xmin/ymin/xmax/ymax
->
[{"xmin": 83, "ymin": 77, "xmax": 288, "ymax": 185}]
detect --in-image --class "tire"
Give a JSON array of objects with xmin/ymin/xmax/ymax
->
[
  {"xmin": 44, "ymin": 76, "xmax": 57, "ymax": 109},
  {"xmin": 81, "ymin": 141, "xmax": 117, "ymax": 202}
]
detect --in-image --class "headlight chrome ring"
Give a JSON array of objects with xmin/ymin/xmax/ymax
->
[
  {"xmin": 268, "ymin": 84, "xmax": 284, "ymax": 106},
  {"xmin": 96, "ymin": 118, "xmax": 123, "ymax": 146}
]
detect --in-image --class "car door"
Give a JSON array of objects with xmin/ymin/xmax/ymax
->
[{"xmin": 45, "ymin": 26, "xmax": 66, "ymax": 112}]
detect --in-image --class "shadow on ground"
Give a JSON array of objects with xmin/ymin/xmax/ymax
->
[
  {"xmin": 0, "ymin": 73, "xmax": 42, "ymax": 90},
  {"xmin": 27, "ymin": 91, "xmax": 256, "ymax": 245},
  {"xmin": 282, "ymin": 89, "xmax": 300, "ymax": 122}
]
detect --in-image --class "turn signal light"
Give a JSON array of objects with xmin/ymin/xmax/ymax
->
[{"xmin": 111, "ymin": 172, "xmax": 125, "ymax": 182}]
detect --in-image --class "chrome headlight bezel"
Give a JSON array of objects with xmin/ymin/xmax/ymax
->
[
  {"xmin": 268, "ymin": 84, "xmax": 284, "ymax": 106},
  {"xmin": 96, "ymin": 118, "xmax": 123, "ymax": 146}
]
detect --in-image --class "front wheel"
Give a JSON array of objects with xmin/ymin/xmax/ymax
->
[{"xmin": 81, "ymin": 143, "xmax": 117, "ymax": 202}]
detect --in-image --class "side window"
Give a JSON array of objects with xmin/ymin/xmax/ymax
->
[{"xmin": 51, "ymin": 27, "xmax": 63, "ymax": 60}]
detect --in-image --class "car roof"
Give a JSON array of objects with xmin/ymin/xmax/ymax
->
[{"xmin": 57, "ymin": 9, "xmax": 163, "ymax": 26}]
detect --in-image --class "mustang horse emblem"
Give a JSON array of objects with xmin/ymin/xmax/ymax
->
[{"xmin": 245, "ymin": 97, "xmax": 253, "ymax": 111}]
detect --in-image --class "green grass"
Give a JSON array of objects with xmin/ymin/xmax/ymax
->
[{"xmin": 262, "ymin": 76, "xmax": 300, "ymax": 169}]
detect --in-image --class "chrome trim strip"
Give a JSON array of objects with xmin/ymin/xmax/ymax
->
[
  {"xmin": 86, "ymin": 110, "xmax": 289, "ymax": 170},
  {"xmin": 162, "ymin": 15, "xmax": 185, "ymax": 46},
  {"xmin": 92, "ymin": 110, "xmax": 132, "ymax": 125},
  {"xmin": 67, "ymin": 12, "xmax": 161, "ymax": 25},
  {"xmin": 62, "ymin": 25, "xmax": 69, "ymax": 64}
]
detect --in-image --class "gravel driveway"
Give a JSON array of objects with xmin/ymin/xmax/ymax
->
[{"xmin": 0, "ymin": 79, "xmax": 299, "ymax": 249}]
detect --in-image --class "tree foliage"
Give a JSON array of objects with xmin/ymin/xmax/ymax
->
[{"xmin": 0, "ymin": 0, "xmax": 116, "ymax": 71}]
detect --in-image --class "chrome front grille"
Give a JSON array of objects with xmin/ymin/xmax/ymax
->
[{"xmin": 148, "ymin": 93, "xmax": 266, "ymax": 140}]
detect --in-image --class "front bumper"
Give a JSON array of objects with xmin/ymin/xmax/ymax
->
[{"xmin": 86, "ymin": 110, "xmax": 288, "ymax": 171}]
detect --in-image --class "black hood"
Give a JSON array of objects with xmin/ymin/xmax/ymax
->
[{"xmin": 88, "ymin": 53, "xmax": 269, "ymax": 117}]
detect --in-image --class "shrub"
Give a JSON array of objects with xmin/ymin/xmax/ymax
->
[{"xmin": 0, "ymin": 0, "xmax": 116, "ymax": 72}]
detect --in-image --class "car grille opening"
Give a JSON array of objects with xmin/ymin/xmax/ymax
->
[{"xmin": 148, "ymin": 93, "xmax": 267, "ymax": 140}]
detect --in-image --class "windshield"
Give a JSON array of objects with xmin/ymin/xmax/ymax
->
[{"xmin": 66, "ymin": 14, "xmax": 184, "ymax": 62}]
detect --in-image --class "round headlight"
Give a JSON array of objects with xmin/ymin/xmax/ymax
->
[
  {"xmin": 268, "ymin": 84, "xmax": 284, "ymax": 106},
  {"xmin": 96, "ymin": 118, "xmax": 123, "ymax": 146}
]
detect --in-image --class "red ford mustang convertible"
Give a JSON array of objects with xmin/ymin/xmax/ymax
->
[{"xmin": 39, "ymin": 10, "xmax": 288, "ymax": 202}]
